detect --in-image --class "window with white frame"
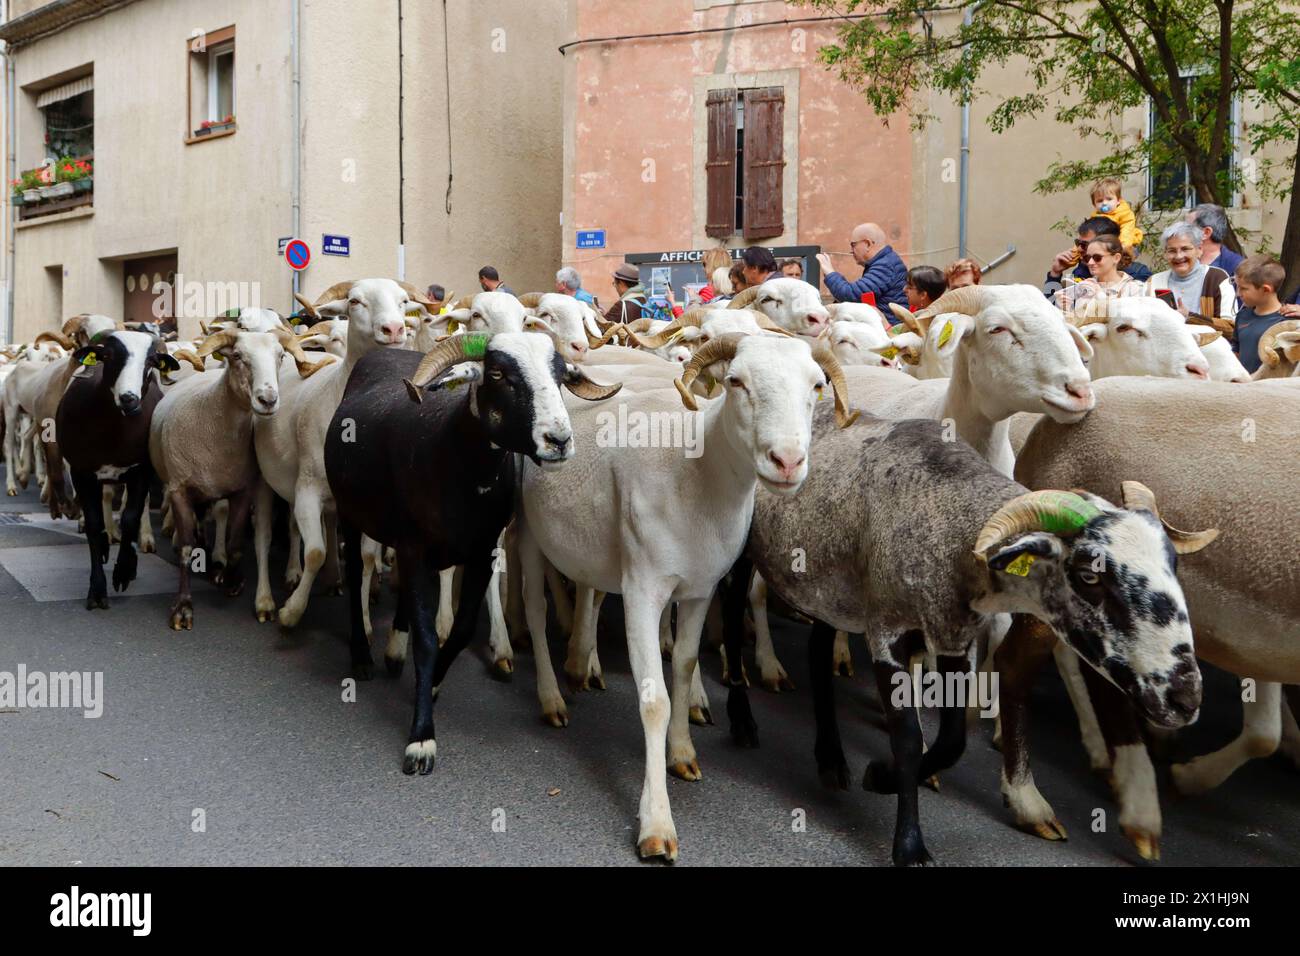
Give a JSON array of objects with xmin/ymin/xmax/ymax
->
[{"xmin": 208, "ymin": 42, "xmax": 234, "ymax": 123}]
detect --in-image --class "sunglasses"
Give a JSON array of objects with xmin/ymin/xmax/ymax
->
[{"xmin": 1084, "ymin": 253, "xmax": 1112, "ymax": 264}]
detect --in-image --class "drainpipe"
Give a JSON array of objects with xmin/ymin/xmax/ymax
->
[
  {"xmin": 957, "ymin": 1, "xmax": 985, "ymax": 260},
  {"xmin": 290, "ymin": 0, "xmax": 300, "ymax": 306},
  {"xmin": 2, "ymin": 0, "xmax": 14, "ymax": 346},
  {"xmin": 396, "ymin": 0, "xmax": 405, "ymax": 281}
]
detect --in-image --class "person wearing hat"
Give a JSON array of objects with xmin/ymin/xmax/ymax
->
[{"xmin": 604, "ymin": 263, "xmax": 647, "ymax": 325}]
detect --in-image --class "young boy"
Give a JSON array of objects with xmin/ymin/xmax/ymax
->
[
  {"xmin": 1234, "ymin": 255, "xmax": 1287, "ymax": 374},
  {"xmin": 904, "ymin": 265, "xmax": 946, "ymax": 311},
  {"xmin": 1090, "ymin": 177, "xmax": 1143, "ymax": 256}
]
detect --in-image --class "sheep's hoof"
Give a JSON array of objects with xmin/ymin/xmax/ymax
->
[
  {"xmin": 112, "ymin": 550, "xmax": 138, "ymax": 592},
  {"xmin": 169, "ymin": 602, "xmax": 193, "ymax": 631},
  {"xmin": 402, "ymin": 739, "xmax": 436, "ymax": 776},
  {"xmin": 669, "ymin": 758, "xmax": 702, "ymax": 782},
  {"xmin": 542, "ymin": 706, "xmax": 569, "ymax": 729},
  {"xmin": 925, "ymin": 774, "xmax": 941, "ymax": 793},
  {"xmin": 256, "ymin": 608, "xmax": 275, "ymax": 623},
  {"xmin": 688, "ymin": 705, "xmax": 712, "ymax": 726},
  {"xmin": 4, "ymin": 488, "xmax": 15, "ymax": 497},
  {"xmin": 107, "ymin": 530, "xmax": 121, "ymax": 545},
  {"xmin": 85, "ymin": 589, "xmax": 109, "ymax": 611},
  {"xmin": 352, "ymin": 659, "xmax": 373, "ymax": 682},
  {"xmin": 1121, "ymin": 826, "xmax": 1160, "ymax": 862},
  {"xmin": 893, "ymin": 838, "xmax": 935, "ymax": 867},
  {"xmin": 277, "ymin": 605, "xmax": 303, "ymax": 628},
  {"xmin": 819, "ymin": 760, "xmax": 851, "ymax": 791},
  {"xmin": 835, "ymin": 660, "xmax": 854, "ymax": 678},
  {"xmin": 1020, "ymin": 817, "xmax": 1069, "ymax": 842},
  {"xmin": 139, "ymin": 539, "xmax": 155, "ymax": 555},
  {"xmin": 327, "ymin": 583, "xmax": 343, "ymax": 596},
  {"xmin": 384, "ymin": 655, "xmax": 404, "ymax": 678},
  {"xmin": 637, "ymin": 834, "xmax": 678, "ymax": 862},
  {"xmin": 489, "ymin": 657, "xmax": 514, "ymax": 681},
  {"xmin": 761, "ymin": 672, "xmax": 795, "ymax": 693}
]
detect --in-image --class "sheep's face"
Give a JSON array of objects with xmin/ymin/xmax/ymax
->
[
  {"xmin": 1198, "ymin": 336, "xmax": 1250, "ymax": 383},
  {"xmin": 318, "ymin": 279, "xmax": 414, "ymax": 349},
  {"xmin": 715, "ymin": 336, "xmax": 825, "ymax": 494},
  {"xmin": 1079, "ymin": 300, "xmax": 1211, "ymax": 381},
  {"xmin": 28, "ymin": 342, "xmax": 67, "ymax": 363},
  {"xmin": 942, "ymin": 295, "xmax": 1094, "ymax": 423},
  {"xmin": 826, "ymin": 319, "xmax": 893, "ymax": 367},
  {"xmin": 527, "ymin": 295, "xmax": 592, "ymax": 363},
  {"xmin": 298, "ymin": 319, "xmax": 349, "ymax": 357},
  {"xmin": 72, "ymin": 331, "xmax": 178, "ymax": 416},
  {"xmin": 752, "ymin": 277, "xmax": 830, "ymax": 335},
  {"xmin": 976, "ymin": 502, "xmax": 1204, "ymax": 730},
  {"xmin": 216, "ymin": 331, "xmax": 287, "ymax": 416},
  {"xmin": 234, "ymin": 308, "xmax": 286, "ymax": 334}
]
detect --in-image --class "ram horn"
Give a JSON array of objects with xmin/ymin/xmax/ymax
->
[
  {"xmin": 626, "ymin": 308, "xmax": 706, "ymax": 349},
  {"xmin": 564, "ymin": 365, "xmax": 623, "ymax": 400},
  {"xmin": 753, "ymin": 313, "xmax": 796, "ymax": 337},
  {"xmin": 448, "ymin": 294, "xmax": 478, "ymax": 312},
  {"xmin": 395, "ymin": 281, "xmax": 437, "ymax": 307},
  {"xmin": 269, "ymin": 328, "xmax": 331, "ymax": 378},
  {"xmin": 34, "ymin": 330, "xmax": 75, "ymax": 349},
  {"xmin": 195, "ymin": 329, "xmax": 240, "ymax": 358},
  {"xmin": 403, "ymin": 332, "xmax": 490, "ymax": 402},
  {"xmin": 1190, "ymin": 329, "xmax": 1221, "ymax": 347},
  {"xmin": 171, "ymin": 348, "xmax": 208, "ymax": 373},
  {"xmin": 1257, "ymin": 319, "xmax": 1300, "ymax": 368},
  {"xmin": 973, "ymin": 490, "xmax": 1103, "ymax": 560},
  {"xmin": 727, "ymin": 287, "xmax": 761, "ymax": 310},
  {"xmin": 296, "ymin": 320, "xmax": 339, "ymax": 343},
  {"xmin": 1120, "ymin": 480, "xmax": 1219, "ymax": 554},
  {"xmin": 888, "ymin": 302, "xmax": 925, "ymax": 335},
  {"xmin": 587, "ymin": 322, "xmax": 623, "ymax": 349},
  {"xmin": 810, "ymin": 341, "xmax": 860, "ymax": 428},
  {"xmin": 516, "ymin": 292, "xmax": 544, "ymax": 309},
  {"xmin": 902, "ymin": 285, "xmax": 993, "ymax": 335},
  {"xmin": 674, "ymin": 333, "xmax": 744, "ymax": 411}
]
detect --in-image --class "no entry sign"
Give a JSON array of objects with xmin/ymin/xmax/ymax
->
[{"xmin": 284, "ymin": 238, "xmax": 311, "ymax": 271}]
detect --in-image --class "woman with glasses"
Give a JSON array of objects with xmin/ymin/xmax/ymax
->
[
  {"xmin": 1054, "ymin": 234, "xmax": 1147, "ymax": 316},
  {"xmin": 1144, "ymin": 221, "xmax": 1238, "ymax": 327}
]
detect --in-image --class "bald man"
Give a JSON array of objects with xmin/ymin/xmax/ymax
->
[{"xmin": 816, "ymin": 222, "xmax": 909, "ymax": 312}]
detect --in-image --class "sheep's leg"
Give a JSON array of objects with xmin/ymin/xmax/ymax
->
[
  {"xmin": 161, "ymin": 496, "xmax": 174, "ymax": 537},
  {"xmin": 546, "ymin": 562, "xmax": 574, "ymax": 635},
  {"xmin": 749, "ymin": 573, "xmax": 793, "ymax": 692},
  {"xmin": 217, "ymin": 486, "xmax": 254, "ymax": 597},
  {"xmin": 72, "ymin": 470, "xmax": 109, "ymax": 611},
  {"xmin": 2, "ymin": 404, "xmax": 19, "ymax": 495},
  {"xmin": 18, "ymin": 415, "xmax": 35, "ymax": 488},
  {"xmin": 435, "ymin": 568, "xmax": 456, "ymax": 646},
  {"xmin": 1054, "ymin": 641, "xmax": 1111, "ymax": 773},
  {"xmin": 340, "ymin": 518, "xmax": 374, "ymax": 682},
  {"xmin": 667, "ymin": 596, "xmax": 710, "ymax": 782},
  {"xmin": 503, "ymin": 524, "xmax": 528, "ymax": 648},
  {"xmin": 995, "ymin": 614, "xmax": 1067, "ymax": 841},
  {"xmin": 832, "ymin": 630, "xmax": 853, "ymax": 677},
  {"xmin": 384, "ymin": 556, "xmax": 411, "ymax": 678},
  {"xmin": 518, "ymin": 521, "xmax": 566, "ymax": 727},
  {"xmin": 720, "ymin": 554, "xmax": 758, "ymax": 747},
  {"xmin": 705, "ymin": 590, "xmax": 723, "ymax": 650},
  {"xmin": 42, "ymin": 437, "xmax": 75, "ymax": 520},
  {"xmin": 360, "ymin": 534, "xmax": 381, "ymax": 640},
  {"xmin": 810, "ymin": 620, "xmax": 849, "ymax": 789},
  {"xmin": 323, "ymin": 516, "xmax": 342, "ymax": 595},
  {"xmin": 1172, "ymin": 680, "xmax": 1282, "ymax": 796},
  {"xmin": 1072, "ymin": 661, "xmax": 1161, "ymax": 861},
  {"xmin": 137, "ymin": 488, "xmax": 155, "ymax": 553},
  {"xmin": 278, "ymin": 490, "xmax": 324, "ymax": 628},
  {"xmin": 688, "ymin": 659, "xmax": 712, "ymax": 726},
  {"xmin": 110, "ymin": 467, "xmax": 150, "ymax": 596},
  {"xmin": 1279, "ymin": 686, "xmax": 1300, "ymax": 770},
  {"xmin": 563, "ymin": 585, "xmax": 601, "ymax": 691},
  {"xmin": 485, "ymin": 549, "xmax": 513, "ymax": 680},
  {"xmin": 102, "ymin": 485, "xmax": 120, "ymax": 544},
  {"xmin": 285, "ymin": 517, "xmax": 302, "ymax": 588},
  {"xmin": 866, "ymin": 631, "xmax": 931, "ymax": 866},
  {"xmin": 623, "ymin": 580, "xmax": 678, "ymax": 861},
  {"xmin": 430, "ymin": 554, "xmax": 492, "ymax": 694},
  {"xmin": 210, "ymin": 498, "xmax": 229, "ymax": 575},
  {"xmin": 398, "ymin": 549, "xmax": 438, "ymax": 774},
  {"xmin": 167, "ymin": 488, "xmax": 199, "ymax": 630},
  {"xmin": 658, "ymin": 603, "xmax": 675, "ymax": 660},
  {"xmin": 253, "ymin": 481, "xmax": 276, "ymax": 622}
]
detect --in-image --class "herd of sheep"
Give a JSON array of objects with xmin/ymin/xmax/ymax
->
[{"xmin": 0, "ymin": 274, "xmax": 1296, "ymax": 865}]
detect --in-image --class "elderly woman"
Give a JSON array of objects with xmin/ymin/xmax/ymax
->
[
  {"xmin": 1054, "ymin": 234, "xmax": 1146, "ymax": 314},
  {"xmin": 1145, "ymin": 221, "xmax": 1237, "ymax": 326},
  {"xmin": 945, "ymin": 258, "xmax": 982, "ymax": 289}
]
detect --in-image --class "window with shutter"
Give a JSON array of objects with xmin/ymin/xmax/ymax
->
[
  {"xmin": 742, "ymin": 87, "xmax": 785, "ymax": 239},
  {"xmin": 705, "ymin": 88, "xmax": 737, "ymax": 239}
]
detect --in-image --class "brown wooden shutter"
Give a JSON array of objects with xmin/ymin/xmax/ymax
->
[
  {"xmin": 742, "ymin": 86, "xmax": 785, "ymax": 239},
  {"xmin": 705, "ymin": 88, "xmax": 737, "ymax": 239}
]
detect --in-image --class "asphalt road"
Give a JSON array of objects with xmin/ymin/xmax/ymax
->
[{"xmin": 0, "ymin": 470, "xmax": 1295, "ymax": 867}]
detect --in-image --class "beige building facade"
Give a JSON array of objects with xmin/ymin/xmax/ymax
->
[{"xmin": 0, "ymin": 0, "xmax": 566, "ymax": 344}]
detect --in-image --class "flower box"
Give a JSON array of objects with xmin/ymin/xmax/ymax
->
[
  {"xmin": 73, "ymin": 177, "xmax": 93, "ymax": 194},
  {"xmin": 46, "ymin": 182, "xmax": 74, "ymax": 199},
  {"xmin": 23, "ymin": 189, "xmax": 40, "ymax": 203},
  {"xmin": 11, "ymin": 193, "xmax": 23, "ymax": 207}
]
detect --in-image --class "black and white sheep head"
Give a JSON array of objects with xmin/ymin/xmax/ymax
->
[
  {"xmin": 1071, "ymin": 297, "xmax": 1212, "ymax": 381},
  {"xmin": 735, "ymin": 277, "xmax": 830, "ymax": 335},
  {"xmin": 402, "ymin": 331, "xmax": 622, "ymax": 468},
  {"xmin": 971, "ymin": 485, "xmax": 1217, "ymax": 729},
  {"xmin": 71, "ymin": 330, "xmax": 178, "ymax": 416},
  {"xmin": 891, "ymin": 285, "xmax": 1096, "ymax": 424},
  {"xmin": 674, "ymin": 333, "xmax": 858, "ymax": 495},
  {"xmin": 295, "ymin": 279, "xmax": 435, "ymax": 350},
  {"xmin": 194, "ymin": 327, "xmax": 329, "ymax": 416}
]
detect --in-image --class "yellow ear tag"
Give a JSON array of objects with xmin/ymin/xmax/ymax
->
[
  {"xmin": 1004, "ymin": 553, "xmax": 1036, "ymax": 577},
  {"xmin": 447, "ymin": 319, "xmax": 460, "ymax": 334},
  {"xmin": 80, "ymin": 353, "xmax": 97, "ymax": 367},
  {"xmin": 880, "ymin": 346, "xmax": 900, "ymax": 361},
  {"xmin": 667, "ymin": 328, "xmax": 687, "ymax": 345},
  {"xmin": 937, "ymin": 320, "xmax": 954, "ymax": 348}
]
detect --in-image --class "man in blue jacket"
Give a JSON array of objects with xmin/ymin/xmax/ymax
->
[{"xmin": 816, "ymin": 222, "xmax": 908, "ymax": 312}]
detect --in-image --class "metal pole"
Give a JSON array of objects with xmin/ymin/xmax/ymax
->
[
  {"xmin": 291, "ymin": 0, "xmax": 300, "ymax": 307},
  {"xmin": 2, "ymin": 0, "xmax": 15, "ymax": 345},
  {"xmin": 957, "ymin": 3, "xmax": 976, "ymax": 260}
]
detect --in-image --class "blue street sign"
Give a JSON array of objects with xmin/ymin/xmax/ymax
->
[
  {"xmin": 576, "ymin": 229, "xmax": 606, "ymax": 249},
  {"xmin": 284, "ymin": 239, "xmax": 311, "ymax": 271},
  {"xmin": 322, "ymin": 234, "xmax": 350, "ymax": 256}
]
